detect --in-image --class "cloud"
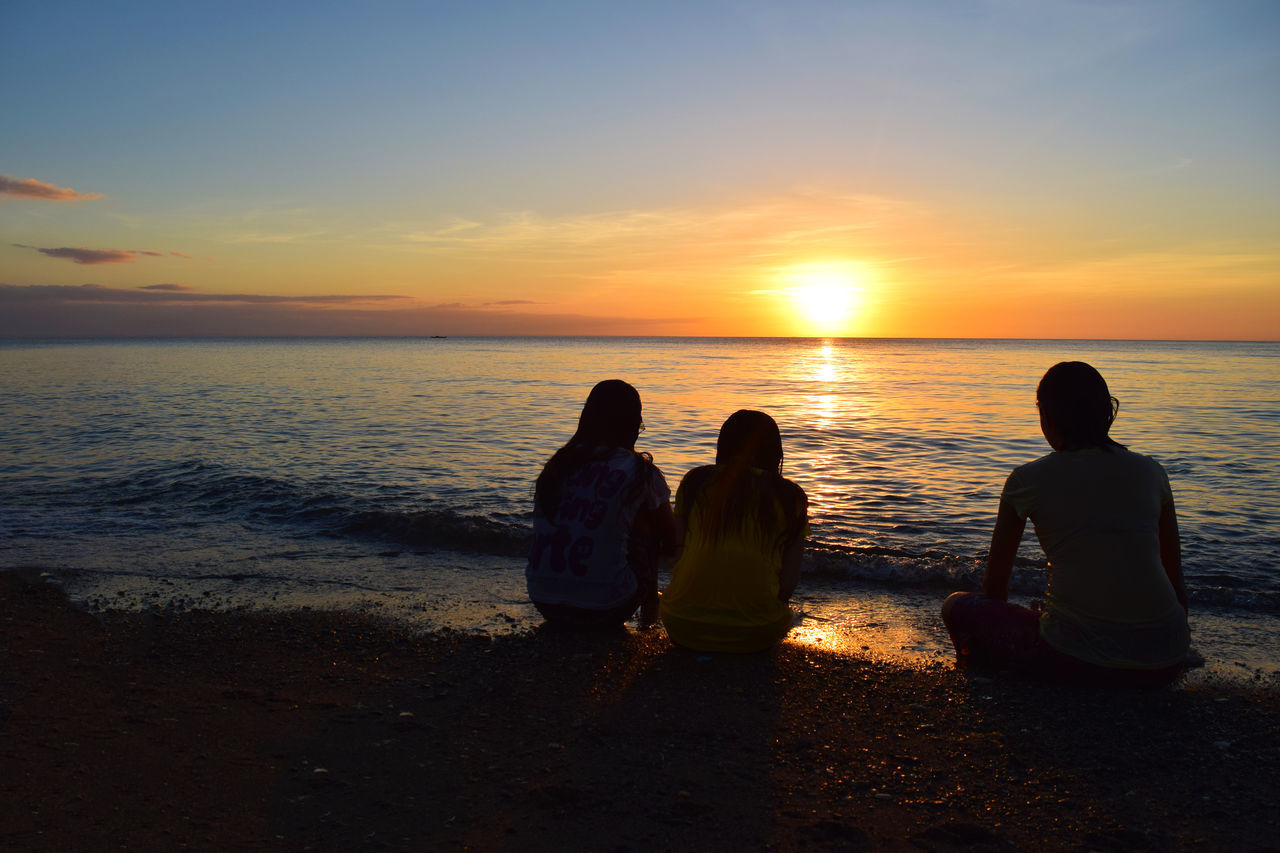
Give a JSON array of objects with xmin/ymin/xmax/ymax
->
[
  {"xmin": 0, "ymin": 174, "xmax": 103, "ymax": 201},
  {"xmin": 17, "ymin": 244, "xmax": 190, "ymax": 265},
  {"xmin": 0, "ymin": 283, "xmax": 689, "ymax": 337},
  {"xmin": 223, "ymin": 231, "xmax": 328, "ymax": 244},
  {"xmin": 33, "ymin": 247, "xmax": 137, "ymax": 265},
  {"xmin": 0, "ymin": 283, "xmax": 409, "ymax": 305},
  {"xmin": 395, "ymin": 191, "xmax": 925, "ymax": 270}
]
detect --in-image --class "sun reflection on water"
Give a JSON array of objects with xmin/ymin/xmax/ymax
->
[{"xmin": 786, "ymin": 585, "xmax": 958, "ymax": 670}]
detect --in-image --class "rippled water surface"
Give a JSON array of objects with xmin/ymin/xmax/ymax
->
[{"xmin": 2, "ymin": 337, "xmax": 1278, "ymax": 675}]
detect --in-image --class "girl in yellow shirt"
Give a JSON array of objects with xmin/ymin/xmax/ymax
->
[{"xmin": 660, "ymin": 410, "xmax": 809, "ymax": 653}]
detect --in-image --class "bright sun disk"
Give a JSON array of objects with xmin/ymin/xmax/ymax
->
[{"xmin": 785, "ymin": 266, "xmax": 862, "ymax": 334}]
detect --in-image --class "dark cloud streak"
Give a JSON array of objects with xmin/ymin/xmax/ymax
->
[
  {"xmin": 17, "ymin": 245, "xmax": 194, "ymax": 265},
  {"xmin": 0, "ymin": 283, "xmax": 410, "ymax": 305},
  {"xmin": 33, "ymin": 247, "xmax": 137, "ymax": 265},
  {"xmin": 0, "ymin": 283, "xmax": 690, "ymax": 338}
]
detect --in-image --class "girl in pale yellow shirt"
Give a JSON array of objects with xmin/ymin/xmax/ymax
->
[{"xmin": 942, "ymin": 361, "xmax": 1191, "ymax": 685}]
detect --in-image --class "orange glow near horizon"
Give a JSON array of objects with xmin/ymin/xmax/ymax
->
[{"xmin": 5, "ymin": 186, "xmax": 1277, "ymax": 340}]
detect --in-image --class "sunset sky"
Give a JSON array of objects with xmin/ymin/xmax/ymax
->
[{"xmin": 2, "ymin": 1, "xmax": 1277, "ymax": 339}]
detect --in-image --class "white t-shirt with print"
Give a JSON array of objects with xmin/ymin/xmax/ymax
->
[{"xmin": 527, "ymin": 447, "xmax": 670, "ymax": 610}]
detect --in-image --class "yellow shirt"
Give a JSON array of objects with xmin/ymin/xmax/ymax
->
[{"xmin": 660, "ymin": 466, "xmax": 807, "ymax": 653}]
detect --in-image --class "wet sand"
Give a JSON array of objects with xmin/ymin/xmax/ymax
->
[{"xmin": 3, "ymin": 570, "xmax": 1278, "ymax": 851}]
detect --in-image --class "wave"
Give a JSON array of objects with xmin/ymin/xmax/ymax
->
[
  {"xmin": 337, "ymin": 509, "xmax": 529, "ymax": 557},
  {"xmin": 24, "ymin": 459, "xmax": 534, "ymax": 558},
  {"xmin": 8, "ymin": 458, "xmax": 1277, "ymax": 616},
  {"xmin": 801, "ymin": 543, "xmax": 1280, "ymax": 614}
]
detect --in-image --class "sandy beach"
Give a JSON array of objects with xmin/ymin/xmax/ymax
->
[{"xmin": 2, "ymin": 569, "xmax": 1277, "ymax": 851}]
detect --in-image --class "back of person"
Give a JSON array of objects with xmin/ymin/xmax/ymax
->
[
  {"xmin": 941, "ymin": 361, "xmax": 1192, "ymax": 685},
  {"xmin": 660, "ymin": 411, "xmax": 808, "ymax": 653},
  {"xmin": 661, "ymin": 465, "xmax": 799, "ymax": 650},
  {"xmin": 526, "ymin": 379, "xmax": 674, "ymax": 629},
  {"xmin": 528, "ymin": 445, "xmax": 664, "ymax": 610},
  {"xmin": 1007, "ymin": 446, "xmax": 1188, "ymax": 668}
]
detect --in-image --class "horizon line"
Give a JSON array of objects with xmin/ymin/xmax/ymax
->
[{"xmin": 3, "ymin": 334, "xmax": 1278, "ymax": 344}]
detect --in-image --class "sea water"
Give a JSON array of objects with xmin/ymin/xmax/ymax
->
[{"xmin": 2, "ymin": 337, "xmax": 1277, "ymax": 682}]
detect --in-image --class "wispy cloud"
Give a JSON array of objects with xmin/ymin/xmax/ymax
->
[
  {"xmin": 17, "ymin": 244, "xmax": 192, "ymax": 265},
  {"xmin": 0, "ymin": 283, "xmax": 683, "ymax": 337},
  {"xmin": 0, "ymin": 174, "xmax": 103, "ymax": 201},
  {"xmin": 222, "ymin": 231, "xmax": 329, "ymax": 244},
  {"xmin": 0, "ymin": 283, "xmax": 409, "ymax": 305},
  {"xmin": 29, "ymin": 247, "xmax": 136, "ymax": 265},
  {"xmin": 395, "ymin": 191, "xmax": 925, "ymax": 268},
  {"xmin": 214, "ymin": 206, "xmax": 331, "ymax": 244}
]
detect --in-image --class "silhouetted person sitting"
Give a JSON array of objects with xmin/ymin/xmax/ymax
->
[
  {"xmin": 942, "ymin": 361, "xmax": 1191, "ymax": 686},
  {"xmin": 527, "ymin": 380, "xmax": 675, "ymax": 629},
  {"xmin": 661, "ymin": 410, "xmax": 809, "ymax": 652}
]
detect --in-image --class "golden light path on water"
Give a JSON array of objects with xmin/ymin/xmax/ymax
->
[{"xmin": 781, "ymin": 340, "xmax": 881, "ymax": 551}]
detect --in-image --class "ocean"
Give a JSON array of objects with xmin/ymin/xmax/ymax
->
[{"xmin": 2, "ymin": 337, "xmax": 1277, "ymax": 683}]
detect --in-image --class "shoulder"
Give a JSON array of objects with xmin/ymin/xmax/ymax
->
[
  {"xmin": 1125, "ymin": 448, "xmax": 1168, "ymax": 473},
  {"xmin": 777, "ymin": 474, "xmax": 808, "ymax": 504},
  {"xmin": 1122, "ymin": 449, "xmax": 1174, "ymax": 496},
  {"xmin": 1002, "ymin": 452, "xmax": 1059, "ymax": 512},
  {"xmin": 1094, "ymin": 447, "xmax": 1168, "ymax": 479},
  {"xmin": 1009, "ymin": 450, "xmax": 1059, "ymax": 482},
  {"xmin": 605, "ymin": 446, "xmax": 649, "ymax": 471},
  {"xmin": 677, "ymin": 464, "xmax": 717, "ymax": 491},
  {"xmin": 621, "ymin": 449, "xmax": 671, "ymax": 497}
]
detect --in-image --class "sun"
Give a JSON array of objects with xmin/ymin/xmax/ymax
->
[{"xmin": 783, "ymin": 264, "xmax": 864, "ymax": 335}]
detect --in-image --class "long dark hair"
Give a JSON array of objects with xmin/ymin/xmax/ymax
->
[
  {"xmin": 1037, "ymin": 361, "xmax": 1125, "ymax": 451},
  {"xmin": 535, "ymin": 380, "xmax": 650, "ymax": 518},
  {"xmin": 680, "ymin": 410, "xmax": 806, "ymax": 553}
]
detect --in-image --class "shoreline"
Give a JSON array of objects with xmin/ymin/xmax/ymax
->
[
  {"xmin": 4, "ymin": 569, "xmax": 1279, "ymax": 851},
  {"xmin": 45, "ymin": 558, "xmax": 1280, "ymax": 690}
]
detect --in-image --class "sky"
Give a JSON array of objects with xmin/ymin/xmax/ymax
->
[{"xmin": 2, "ymin": 0, "xmax": 1277, "ymax": 339}]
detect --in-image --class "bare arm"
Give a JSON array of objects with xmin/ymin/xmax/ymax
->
[
  {"xmin": 982, "ymin": 497, "xmax": 1026, "ymax": 601},
  {"xmin": 778, "ymin": 533, "xmax": 804, "ymax": 602},
  {"xmin": 633, "ymin": 501, "xmax": 677, "ymax": 627},
  {"xmin": 653, "ymin": 500, "xmax": 678, "ymax": 558},
  {"xmin": 1159, "ymin": 499, "xmax": 1188, "ymax": 612}
]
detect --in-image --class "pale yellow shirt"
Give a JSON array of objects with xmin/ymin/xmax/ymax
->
[{"xmin": 1003, "ymin": 447, "xmax": 1189, "ymax": 669}]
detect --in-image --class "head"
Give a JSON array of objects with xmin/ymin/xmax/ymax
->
[
  {"xmin": 535, "ymin": 379, "xmax": 645, "ymax": 518},
  {"xmin": 681, "ymin": 408, "xmax": 802, "ymax": 553},
  {"xmin": 716, "ymin": 409, "xmax": 784, "ymax": 474},
  {"xmin": 572, "ymin": 379, "xmax": 643, "ymax": 450},
  {"xmin": 1036, "ymin": 361, "xmax": 1123, "ymax": 451}
]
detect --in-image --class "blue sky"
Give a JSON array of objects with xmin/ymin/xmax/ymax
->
[{"xmin": 3, "ymin": 0, "xmax": 1277, "ymax": 337}]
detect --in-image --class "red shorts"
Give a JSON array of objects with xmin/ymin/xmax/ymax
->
[{"xmin": 941, "ymin": 592, "xmax": 1182, "ymax": 687}]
